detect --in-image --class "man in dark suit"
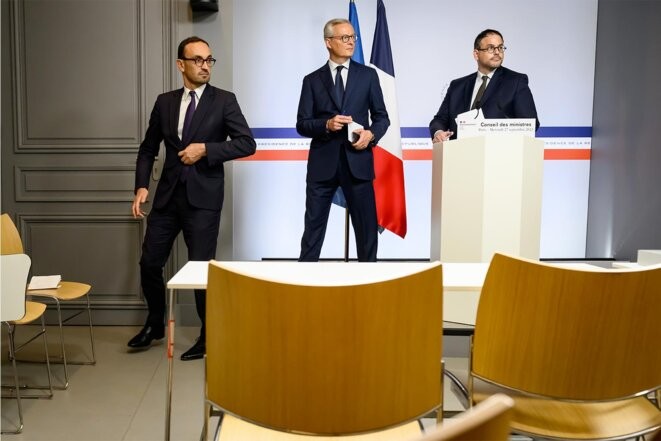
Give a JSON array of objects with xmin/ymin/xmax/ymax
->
[
  {"xmin": 297, "ymin": 18, "xmax": 389, "ymax": 262},
  {"xmin": 429, "ymin": 29, "xmax": 539, "ymax": 142},
  {"xmin": 128, "ymin": 36, "xmax": 256, "ymax": 360}
]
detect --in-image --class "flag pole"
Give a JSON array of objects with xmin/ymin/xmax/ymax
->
[{"xmin": 343, "ymin": 209, "xmax": 350, "ymax": 262}]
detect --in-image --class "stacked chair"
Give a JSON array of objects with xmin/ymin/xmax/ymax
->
[
  {"xmin": 1, "ymin": 213, "xmax": 95, "ymax": 390},
  {"xmin": 1, "ymin": 253, "xmax": 53, "ymax": 434}
]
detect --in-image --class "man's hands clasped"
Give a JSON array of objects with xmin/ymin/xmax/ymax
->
[{"xmin": 326, "ymin": 115, "xmax": 374, "ymax": 150}]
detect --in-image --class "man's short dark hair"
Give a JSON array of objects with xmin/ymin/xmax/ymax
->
[
  {"xmin": 177, "ymin": 36, "xmax": 209, "ymax": 59},
  {"xmin": 474, "ymin": 29, "xmax": 503, "ymax": 50}
]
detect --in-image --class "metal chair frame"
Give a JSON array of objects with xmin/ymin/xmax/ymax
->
[
  {"xmin": 2, "ymin": 315, "xmax": 54, "ymax": 434},
  {"xmin": 27, "ymin": 284, "xmax": 96, "ymax": 390}
]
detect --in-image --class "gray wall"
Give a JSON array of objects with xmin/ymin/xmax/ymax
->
[
  {"xmin": 0, "ymin": 0, "xmax": 233, "ymax": 325},
  {"xmin": 587, "ymin": 0, "xmax": 661, "ymax": 260}
]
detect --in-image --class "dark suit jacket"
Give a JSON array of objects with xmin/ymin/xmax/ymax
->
[
  {"xmin": 296, "ymin": 60, "xmax": 389, "ymax": 181},
  {"xmin": 429, "ymin": 66, "xmax": 539, "ymax": 140},
  {"xmin": 135, "ymin": 85, "xmax": 256, "ymax": 210}
]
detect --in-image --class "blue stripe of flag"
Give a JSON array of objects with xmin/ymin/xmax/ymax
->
[
  {"xmin": 369, "ymin": 0, "xmax": 395, "ymax": 76},
  {"xmin": 349, "ymin": 0, "xmax": 365, "ymax": 64}
]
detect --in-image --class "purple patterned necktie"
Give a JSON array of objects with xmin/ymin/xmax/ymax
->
[
  {"xmin": 180, "ymin": 90, "xmax": 196, "ymax": 182},
  {"xmin": 182, "ymin": 90, "xmax": 196, "ymax": 143}
]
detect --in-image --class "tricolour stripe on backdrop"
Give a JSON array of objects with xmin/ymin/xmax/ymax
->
[
  {"xmin": 245, "ymin": 126, "xmax": 592, "ymax": 162},
  {"xmin": 241, "ymin": 148, "xmax": 591, "ymax": 161}
]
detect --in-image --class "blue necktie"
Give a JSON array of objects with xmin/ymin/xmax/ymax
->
[
  {"xmin": 182, "ymin": 90, "xmax": 196, "ymax": 143},
  {"xmin": 180, "ymin": 90, "xmax": 196, "ymax": 182},
  {"xmin": 334, "ymin": 65, "xmax": 345, "ymax": 105}
]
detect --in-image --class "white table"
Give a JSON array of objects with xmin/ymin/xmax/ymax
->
[{"xmin": 166, "ymin": 260, "xmax": 487, "ymax": 291}]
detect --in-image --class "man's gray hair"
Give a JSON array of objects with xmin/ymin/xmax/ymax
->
[{"xmin": 323, "ymin": 18, "xmax": 351, "ymax": 39}]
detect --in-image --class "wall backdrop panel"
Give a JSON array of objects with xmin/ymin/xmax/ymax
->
[{"xmin": 230, "ymin": 0, "xmax": 598, "ymax": 260}]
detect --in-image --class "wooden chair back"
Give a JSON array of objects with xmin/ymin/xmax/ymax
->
[
  {"xmin": 206, "ymin": 261, "xmax": 443, "ymax": 435},
  {"xmin": 417, "ymin": 393, "xmax": 513, "ymax": 441},
  {"xmin": 1, "ymin": 213, "xmax": 25, "ymax": 255},
  {"xmin": 472, "ymin": 253, "xmax": 661, "ymax": 401},
  {"xmin": 1, "ymin": 254, "xmax": 31, "ymax": 322}
]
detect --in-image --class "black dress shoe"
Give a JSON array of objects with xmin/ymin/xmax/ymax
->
[
  {"xmin": 127, "ymin": 324, "xmax": 165, "ymax": 348},
  {"xmin": 180, "ymin": 338, "xmax": 205, "ymax": 361}
]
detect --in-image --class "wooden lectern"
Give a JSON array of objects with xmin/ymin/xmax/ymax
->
[{"xmin": 430, "ymin": 134, "xmax": 544, "ymax": 262}]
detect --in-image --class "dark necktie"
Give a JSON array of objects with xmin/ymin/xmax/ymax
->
[
  {"xmin": 471, "ymin": 75, "xmax": 488, "ymax": 110},
  {"xmin": 182, "ymin": 90, "xmax": 196, "ymax": 143},
  {"xmin": 180, "ymin": 90, "xmax": 196, "ymax": 182},
  {"xmin": 334, "ymin": 65, "xmax": 345, "ymax": 104}
]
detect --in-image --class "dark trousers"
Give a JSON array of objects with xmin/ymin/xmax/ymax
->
[
  {"xmin": 299, "ymin": 148, "xmax": 378, "ymax": 262},
  {"xmin": 139, "ymin": 183, "xmax": 221, "ymax": 339}
]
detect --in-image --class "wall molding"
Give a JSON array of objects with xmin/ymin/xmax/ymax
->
[
  {"xmin": 10, "ymin": 0, "xmax": 148, "ymax": 153},
  {"xmin": 15, "ymin": 165, "xmax": 135, "ymax": 202}
]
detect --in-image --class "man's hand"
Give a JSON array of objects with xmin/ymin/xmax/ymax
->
[
  {"xmin": 132, "ymin": 188, "xmax": 149, "ymax": 219},
  {"xmin": 178, "ymin": 142, "xmax": 207, "ymax": 164},
  {"xmin": 326, "ymin": 115, "xmax": 353, "ymax": 132},
  {"xmin": 432, "ymin": 130, "xmax": 454, "ymax": 143},
  {"xmin": 351, "ymin": 129, "xmax": 374, "ymax": 150}
]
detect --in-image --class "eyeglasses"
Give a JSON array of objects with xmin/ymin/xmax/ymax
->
[
  {"xmin": 328, "ymin": 34, "xmax": 358, "ymax": 43},
  {"xmin": 180, "ymin": 57, "xmax": 216, "ymax": 67},
  {"xmin": 476, "ymin": 45, "xmax": 507, "ymax": 54}
]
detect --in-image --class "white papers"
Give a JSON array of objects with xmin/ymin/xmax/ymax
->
[
  {"xmin": 28, "ymin": 275, "xmax": 61, "ymax": 290},
  {"xmin": 456, "ymin": 109, "xmax": 484, "ymax": 139},
  {"xmin": 347, "ymin": 121, "xmax": 364, "ymax": 143}
]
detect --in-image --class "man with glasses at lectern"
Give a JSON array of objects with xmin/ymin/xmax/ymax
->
[{"xmin": 429, "ymin": 29, "xmax": 539, "ymax": 142}]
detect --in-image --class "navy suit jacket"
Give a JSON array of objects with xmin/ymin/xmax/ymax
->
[
  {"xmin": 429, "ymin": 66, "xmax": 539, "ymax": 140},
  {"xmin": 135, "ymin": 85, "xmax": 256, "ymax": 210},
  {"xmin": 296, "ymin": 60, "xmax": 389, "ymax": 181}
]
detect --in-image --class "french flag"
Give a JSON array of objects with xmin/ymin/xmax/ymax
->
[{"xmin": 370, "ymin": 0, "xmax": 407, "ymax": 238}]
